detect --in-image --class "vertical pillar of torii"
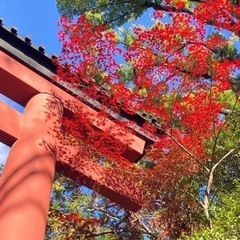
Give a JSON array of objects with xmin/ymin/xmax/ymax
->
[{"xmin": 0, "ymin": 93, "xmax": 63, "ymax": 240}]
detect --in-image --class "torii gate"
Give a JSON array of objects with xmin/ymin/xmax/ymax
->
[{"xmin": 0, "ymin": 20, "xmax": 156, "ymax": 239}]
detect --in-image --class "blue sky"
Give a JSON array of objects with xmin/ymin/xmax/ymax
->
[
  {"xmin": 0, "ymin": 0, "xmax": 61, "ymax": 55},
  {"xmin": 0, "ymin": 0, "xmax": 61, "ymax": 164}
]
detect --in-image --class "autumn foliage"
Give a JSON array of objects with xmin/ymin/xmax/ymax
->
[{"xmin": 54, "ymin": 0, "xmax": 240, "ymax": 238}]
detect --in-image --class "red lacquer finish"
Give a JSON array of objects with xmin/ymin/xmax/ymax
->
[
  {"xmin": 0, "ymin": 50, "xmax": 145, "ymax": 162},
  {"xmin": 0, "ymin": 99, "xmax": 143, "ymax": 212},
  {"xmin": 0, "ymin": 93, "xmax": 62, "ymax": 240}
]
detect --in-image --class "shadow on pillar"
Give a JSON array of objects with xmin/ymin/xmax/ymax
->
[{"xmin": 0, "ymin": 93, "xmax": 63, "ymax": 240}]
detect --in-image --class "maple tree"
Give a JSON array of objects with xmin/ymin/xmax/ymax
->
[
  {"xmin": 53, "ymin": 0, "xmax": 240, "ymax": 238},
  {"xmin": 46, "ymin": 174, "xmax": 149, "ymax": 239}
]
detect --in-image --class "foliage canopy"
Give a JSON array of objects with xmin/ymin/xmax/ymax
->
[{"xmin": 52, "ymin": 0, "xmax": 240, "ymax": 239}]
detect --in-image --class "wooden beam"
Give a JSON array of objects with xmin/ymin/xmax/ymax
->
[
  {"xmin": 0, "ymin": 50, "xmax": 145, "ymax": 162},
  {"xmin": 0, "ymin": 101, "xmax": 143, "ymax": 211},
  {"xmin": 0, "ymin": 101, "xmax": 22, "ymax": 146}
]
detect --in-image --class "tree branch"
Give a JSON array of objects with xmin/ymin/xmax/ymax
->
[
  {"xmin": 203, "ymin": 148, "xmax": 235, "ymax": 228},
  {"xmin": 131, "ymin": 213, "xmax": 158, "ymax": 240},
  {"xmin": 164, "ymin": 130, "xmax": 210, "ymax": 172},
  {"xmin": 141, "ymin": 1, "xmax": 193, "ymax": 14}
]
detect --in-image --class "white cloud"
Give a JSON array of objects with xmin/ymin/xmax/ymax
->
[{"xmin": 0, "ymin": 142, "xmax": 9, "ymax": 165}]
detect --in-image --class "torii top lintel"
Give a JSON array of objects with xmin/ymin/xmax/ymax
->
[{"xmin": 0, "ymin": 19, "xmax": 156, "ymax": 211}]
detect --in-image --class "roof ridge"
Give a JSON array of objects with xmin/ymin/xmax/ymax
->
[{"xmin": 0, "ymin": 17, "xmax": 58, "ymax": 59}]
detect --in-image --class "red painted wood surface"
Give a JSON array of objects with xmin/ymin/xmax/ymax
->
[
  {"xmin": 0, "ymin": 49, "xmax": 144, "ymax": 211},
  {"xmin": 0, "ymin": 98, "xmax": 143, "ymax": 211},
  {"xmin": 0, "ymin": 50, "xmax": 145, "ymax": 162},
  {"xmin": 0, "ymin": 94, "xmax": 61, "ymax": 240}
]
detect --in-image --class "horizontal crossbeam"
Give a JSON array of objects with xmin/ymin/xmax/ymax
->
[
  {"xmin": 0, "ymin": 101, "xmax": 143, "ymax": 211},
  {"xmin": 0, "ymin": 50, "xmax": 145, "ymax": 162}
]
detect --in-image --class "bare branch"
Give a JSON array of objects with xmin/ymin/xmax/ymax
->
[
  {"xmin": 212, "ymin": 149, "xmax": 235, "ymax": 173},
  {"xmin": 164, "ymin": 130, "xmax": 210, "ymax": 172},
  {"xmin": 203, "ymin": 149, "xmax": 235, "ymax": 228},
  {"xmin": 131, "ymin": 213, "xmax": 158, "ymax": 240}
]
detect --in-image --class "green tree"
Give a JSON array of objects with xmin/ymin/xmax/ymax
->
[
  {"xmin": 186, "ymin": 184, "xmax": 240, "ymax": 240},
  {"xmin": 56, "ymin": 0, "xmax": 194, "ymax": 27},
  {"xmin": 56, "ymin": 0, "xmax": 148, "ymax": 27},
  {"xmin": 0, "ymin": 164, "xmax": 3, "ymax": 175},
  {"xmin": 46, "ymin": 174, "xmax": 154, "ymax": 239}
]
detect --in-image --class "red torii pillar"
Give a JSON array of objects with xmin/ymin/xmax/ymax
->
[
  {"xmin": 0, "ymin": 34, "xmax": 147, "ymax": 239},
  {"xmin": 0, "ymin": 93, "xmax": 62, "ymax": 240}
]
